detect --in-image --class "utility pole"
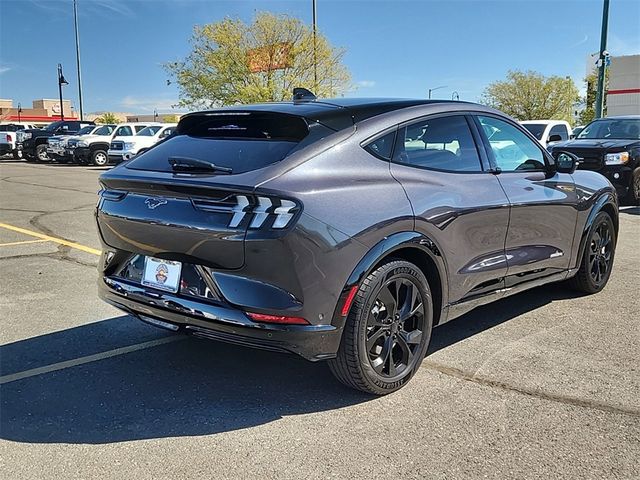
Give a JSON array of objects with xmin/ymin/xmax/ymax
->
[
  {"xmin": 312, "ymin": 0, "xmax": 317, "ymax": 92},
  {"xmin": 17, "ymin": 103, "xmax": 22, "ymax": 123},
  {"xmin": 73, "ymin": 0, "xmax": 84, "ymax": 120},
  {"xmin": 595, "ymin": 0, "xmax": 610, "ymax": 119},
  {"xmin": 58, "ymin": 64, "xmax": 69, "ymax": 121},
  {"xmin": 428, "ymin": 85, "xmax": 447, "ymax": 99}
]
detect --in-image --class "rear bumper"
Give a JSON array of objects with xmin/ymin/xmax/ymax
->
[{"xmin": 98, "ymin": 275, "xmax": 342, "ymax": 361}]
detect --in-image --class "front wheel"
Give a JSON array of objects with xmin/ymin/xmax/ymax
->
[
  {"xmin": 35, "ymin": 144, "xmax": 48, "ymax": 162},
  {"xmin": 569, "ymin": 211, "xmax": 616, "ymax": 294},
  {"xmin": 91, "ymin": 149, "xmax": 109, "ymax": 166},
  {"xmin": 328, "ymin": 259, "xmax": 433, "ymax": 395},
  {"xmin": 627, "ymin": 167, "xmax": 640, "ymax": 206}
]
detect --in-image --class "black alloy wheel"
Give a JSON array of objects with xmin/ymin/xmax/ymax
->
[
  {"xmin": 329, "ymin": 259, "xmax": 433, "ymax": 395},
  {"xmin": 570, "ymin": 211, "xmax": 616, "ymax": 293},
  {"xmin": 366, "ymin": 278, "xmax": 426, "ymax": 378}
]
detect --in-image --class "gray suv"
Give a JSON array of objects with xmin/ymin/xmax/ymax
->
[{"xmin": 96, "ymin": 94, "xmax": 618, "ymax": 394}]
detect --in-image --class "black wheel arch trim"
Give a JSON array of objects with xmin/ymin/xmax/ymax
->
[
  {"xmin": 89, "ymin": 142, "xmax": 110, "ymax": 151},
  {"xmin": 576, "ymin": 191, "xmax": 618, "ymax": 269},
  {"xmin": 330, "ymin": 231, "xmax": 449, "ymax": 330}
]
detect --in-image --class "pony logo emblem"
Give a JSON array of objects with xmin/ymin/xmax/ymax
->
[{"xmin": 145, "ymin": 197, "xmax": 168, "ymax": 210}]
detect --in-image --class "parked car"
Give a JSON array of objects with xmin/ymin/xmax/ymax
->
[
  {"xmin": 550, "ymin": 115, "xmax": 640, "ymax": 204},
  {"xmin": 520, "ymin": 120, "xmax": 572, "ymax": 147},
  {"xmin": 46, "ymin": 124, "xmax": 103, "ymax": 163},
  {"xmin": 0, "ymin": 123, "xmax": 37, "ymax": 159},
  {"xmin": 573, "ymin": 125, "xmax": 585, "ymax": 137},
  {"xmin": 21, "ymin": 120, "xmax": 95, "ymax": 162},
  {"xmin": 72, "ymin": 123, "xmax": 150, "ymax": 166},
  {"xmin": 107, "ymin": 123, "xmax": 165, "ymax": 163},
  {"xmin": 96, "ymin": 94, "xmax": 619, "ymax": 394}
]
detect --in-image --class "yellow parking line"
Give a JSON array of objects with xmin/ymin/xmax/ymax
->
[
  {"xmin": 0, "ymin": 239, "xmax": 50, "ymax": 247},
  {"xmin": 0, "ymin": 336, "xmax": 186, "ymax": 385},
  {"xmin": 0, "ymin": 222, "xmax": 101, "ymax": 256}
]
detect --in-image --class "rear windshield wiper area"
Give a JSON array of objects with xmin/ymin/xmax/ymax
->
[{"xmin": 168, "ymin": 157, "xmax": 233, "ymax": 174}]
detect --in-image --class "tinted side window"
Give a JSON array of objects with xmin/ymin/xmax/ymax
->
[
  {"xmin": 363, "ymin": 131, "xmax": 396, "ymax": 160},
  {"xmin": 159, "ymin": 127, "xmax": 175, "ymax": 139},
  {"xmin": 115, "ymin": 126, "xmax": 133, "ymax": 136},
  {"xmin": 134, "ymin": 125, "xmax": 148, "ymax": 133},
  {"xmin": 477, "ymin": 116, "xmax": 546, "ymax": 172},
  {"xmin": 393, "ymin": 115, "xmax": 482, "ymax": 172},
  {"xmin": 550, "ymin": 124, "xmax": 569, "ymax": 140}
]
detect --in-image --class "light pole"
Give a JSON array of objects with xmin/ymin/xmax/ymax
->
[
  {"xmin": 17, "ymin": 102, "xmax": 22, "ymax": 123},
  {"xmin": 58, "ymin": 64, "xmax": 69, "ymax": 121},
  {"xmin": 73, "ymin": 0, "xmax": 84, "ymax": 120},
  {"xmin": 428, "ymin": 85, "xmax": 447, "ymax": 99},
  {"xmin": 154, "ymin": 109, "xmax": 158, "ymax": 122},
  {"xmin": 312, "ymin": 0, "xmax": 317, "ymax": 92},
  {"xmin": 595, "ymin": 0, "xmax": 610, "ymax": 119}
]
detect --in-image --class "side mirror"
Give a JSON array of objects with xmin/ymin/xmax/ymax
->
[
  {"xmin": 553, "ymin": 151, "xmax": 580, "ymax": 174},
  {"xmin": 548, "ymin": 134, "xmax": 562, "ymax": 143}
]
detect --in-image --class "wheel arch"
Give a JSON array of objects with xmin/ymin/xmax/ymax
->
[
  {"xmin": 336, "ymin": 232, "xmax": 449, "ymax": 327},
  {"xmin": 89, "ymin": 142, "xmax": 110, "ymax": 152},
  {"xmin": 576, "ymin": 192, "xmax": 618, "ymax": 268}
]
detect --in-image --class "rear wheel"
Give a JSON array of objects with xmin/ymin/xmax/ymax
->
[
  {"xmin": 328, "ymin": 259, "xmax": 433, "ymax": 395},
  {"xmin": 569, "ymin": 211, "xmax": 616, "ymax": 293},
  {"xmin": 35, "ymin": 144, "xmax": 48, "ymax": 162},
  {"xmin": 91, "ymin": 149, "xmax": 108, "ymax": 166}
]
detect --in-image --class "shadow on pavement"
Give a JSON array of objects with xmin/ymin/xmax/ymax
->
[
  {"xmin": 619, "ymin": 206, "xmax": 639, "ymax": 216},
  {"xmin": 1, "ymin": 284, "xmax": 582, "ymax": 445}
]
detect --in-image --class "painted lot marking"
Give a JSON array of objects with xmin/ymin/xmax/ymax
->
[
  {"xmin": 0, "ymin": 239, "xmax": 50, "ymax": 247},
  {"xmin": 0, "ymin": 222, "xmax": 101, "ymax": 256},
  {"xmin": 0, "ymin": 336, "xmax": 186, "ymax": 385}
]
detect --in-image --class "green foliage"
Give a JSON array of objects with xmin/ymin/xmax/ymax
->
[
  {"xmin": 578, "ymin": 71, "xmax": 608, "ymax": 125},
  {"xmin": 95, "ymin": 112, "xmax": 120, "ymax": 124},
  {"xmin": 481, "ymin": 70, "xmax": 580, "ymax": 123},
  {"xmin": 165, "ymin": 12, "xmax": 352, "ymax": 108}
]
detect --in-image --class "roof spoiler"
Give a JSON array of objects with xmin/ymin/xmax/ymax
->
[{"xmin": 292, "ymin": 88, "xmax": 317, "ymax": 103}]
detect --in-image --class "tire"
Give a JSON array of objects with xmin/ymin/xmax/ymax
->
[
  {"xmin": 569, "ymin": 211, "xmax": 616, "ymax": 294},
  {"xmin": 13, "ymin": 149, "xmax": 23, "ymax": 160},
  {"xmin": 25, "ymin": 153, "xmax": 36, "ymax": 162},
  {"xmin": 35, "ymin": 144, "xmax": 48, "ymax": 162},
  {"xmin": 91, "ymin": 149, "xmax": 109, "ymax": 166},
  {"xmin": 328, "ymin": 259, "xmax": 433, "ymax": 395},
  {"xmin": 626, "ymin": 167, "xmax": 640, "ymax": 206}
]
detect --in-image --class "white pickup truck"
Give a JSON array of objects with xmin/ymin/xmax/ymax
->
[
  {"xmin": 520, "ymin": 120, "xmax": 573, "ymax": 147},
  {"xmin": 0, "ymin": 123, "xmax": 37, "ymax": 159},
  {"xmin": 46, "ymin": 124, "xmax": 104, "ymax": 163},
  {"xmin": 108, "ymin": 123, "xmax": 175, "ymax": 163},
  {"xmin": 71, "ymin": 123, "xmax": 152, "ymax": 166}
]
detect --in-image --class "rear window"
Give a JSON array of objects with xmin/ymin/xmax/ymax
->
[
  {"xmin": 522, "ymin": 123, "xmax": 546, "ymax": 140},
  {"xmin": 126, "ymin": 113, "xmax": 316, "ymax": 175}
]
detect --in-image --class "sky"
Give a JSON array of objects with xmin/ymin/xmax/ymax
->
[{"xmin": 1, "ymin": 0, "xmax": 639, "ymax": 115}]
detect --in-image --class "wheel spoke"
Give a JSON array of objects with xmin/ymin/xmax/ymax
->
[
  {"xmin": 366, "ymin": 328, "xmax": 387, "ymax": 352},
  {"xmin": 400, "ymin": 329, "xmax": 423, "ymax": 345},
  {"xmin": 372, "ymin": 335, "xmax": 393, "ymax": 374},
  {"xmin": 398, "ymin": 281, "xmax": 418, "ymax": 321},
  {"xmin": 378, "ymin": 285, "xmax": 397, "ymax": 316},
  {"xmin": 396, "ymin": 333, "xmax": 414, "ymax": 366}
]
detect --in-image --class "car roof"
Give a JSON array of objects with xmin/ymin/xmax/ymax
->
[
  {"xmin": 520, "ymin": 120, "xmax": 569, "ymax": 124},
  {"xmin": 185, "ymin": 98, "xmax": 464, "ymax": 131},
  {"xmin": 592, "ymin": 115, "xmax": 640, "ymax": 120}
]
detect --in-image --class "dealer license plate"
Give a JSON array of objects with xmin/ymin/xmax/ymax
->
[{"xmin": 142, "ymin": 257, "xmax": 182, "ymax": 293}]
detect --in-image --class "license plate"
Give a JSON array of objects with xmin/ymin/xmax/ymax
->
[{"xmin": 142, "ymin": 257, "xmax": 182, "ymax": 293}]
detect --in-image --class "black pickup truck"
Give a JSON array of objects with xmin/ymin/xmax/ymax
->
[
  {"xmin": 550, "ymin": 116, "xmax": 640, "ymax": 205},
  {"xmin": 21, "ymin": 120, "xmax": 95, "ymax": 162}
]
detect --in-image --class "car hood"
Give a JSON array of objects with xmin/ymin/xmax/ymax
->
[{"xmin": 553, "ymin": 138, "xmax": 640, "ymax": 151}]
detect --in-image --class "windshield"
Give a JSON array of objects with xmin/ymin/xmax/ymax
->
[
  {"xmin": 577, "ymin": 119, "xmax": 640, "ymax": 140},
  {"xmin": 136, "ymin": 126, "xmax": 163, "ymax": 136},
  {"xmin": 94, "ymin": 125, "xmax": 114, "ymax": 136},
  {"xmin": 45, "ymin": 121, "xmax": 63, "ymax": 131},
  {"xmin": 77, "ymin": 126, "xmax": 95, "ymax": 135},
  {"xmin": 0, "ymin": 124, "xmax": 21, "ymax": 132}
]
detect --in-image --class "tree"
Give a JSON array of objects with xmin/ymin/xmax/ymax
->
[
  {"xmin": 162, "ymin": 114, "xmax": 179, "ymax": 123},
  {"xmin": 578, "ymin": 71, "xmax": 607, "ymax": 125},
  {"xmin": 95, "ymin": 112, "xmax": 120, "ymax": 124},
  {"xmin": 481, "ymin": 70, "xmax": 579, "ymax": 123},
  {"xmin": 165, "ymin": 12, "xmax": 351, "ymax": 108}
]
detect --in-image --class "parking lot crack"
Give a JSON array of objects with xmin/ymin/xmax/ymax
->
[{"xmin": 422, "ymin": 361, "xmax": 640, "ymax": 418}]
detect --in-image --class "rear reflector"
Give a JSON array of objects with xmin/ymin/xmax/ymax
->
[
  {"xmin": 340, "ymin": 285, "xmax": 359, "ymax": 316},
  {"xmin": 246, "ymin": 312, "xmax": 309, "ymax": 325}
]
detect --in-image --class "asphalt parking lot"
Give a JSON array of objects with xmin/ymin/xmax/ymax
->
[{"xmin": 0, "ymin": 159, "xmax": 638, "ymax": 479}]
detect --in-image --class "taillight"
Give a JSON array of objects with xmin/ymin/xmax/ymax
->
[
  {"xmin": 5, "ymin": 134, "xmax": 11, "ymax": 142},
  {"xmin": 192, "ymin": 194, "xmax": 300, "ymax": 230},
  {"xmin": 246, "ymin": 312, "xmax": 309, "ymax": 325}
]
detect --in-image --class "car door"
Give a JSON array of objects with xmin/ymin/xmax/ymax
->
[
  {"xmin": 473, "ymin": 114, "xmax": 578, "ymax": 285},
  {"xmin": 389, "ymin": 113, "xmax": 511, "ymax": 304}
]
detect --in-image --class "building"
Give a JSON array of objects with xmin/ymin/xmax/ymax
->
[
  {"xmin": 606, "ymin": 54, "xmax": 640, "ymax": 116},
  {"xmin": 125, "ymin": 113, "xmax": 183, "ymax": 123},
  {"xmin": 0, "ymin": 99, "xmax": 77, "ymax": 127}
]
